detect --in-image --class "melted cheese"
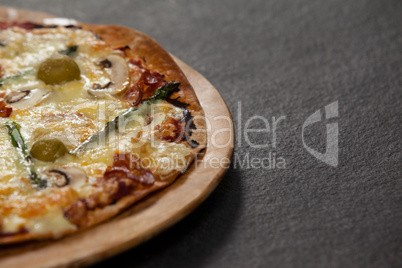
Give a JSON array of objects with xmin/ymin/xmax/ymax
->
[
  {"xmin": 25, "ymin": 206, "xmax": 77, "ymax": 234},
  {"xmin": 0, "ymin": 126, "xmax": 25, "ymax": 178},
  {"xmin": 2, "ymin": 206, "xmax": 76, "ymax": 234}
]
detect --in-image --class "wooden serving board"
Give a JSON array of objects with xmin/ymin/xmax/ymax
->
[{"xmin": 0, "ymin": 6, "xmax": 234, "ymax": 268}]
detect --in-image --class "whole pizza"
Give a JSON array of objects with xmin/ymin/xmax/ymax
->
[{"xmin": 0, "ymin": 21, "xmax": 206, "ymax": 243}]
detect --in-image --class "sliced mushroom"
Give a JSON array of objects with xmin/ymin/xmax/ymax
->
[
  {"xmin": 0, "ymin": 36, "xmax": 9, "ymax": 47},
  {"xmin": 5, "ymin": 88, "xmax": 51, "ymax": 109},
  {"xmin": 145, "ymin": 115, "xmax": 153, "ymax": 125},
  {"xmin": 93, "ymin": 81, "xmax": 113, "ymax": 90},
  {"xmin": 45, "ymin": 167, "xmax": 87, "ymax": 189},
  {"xmin": 46, "ymin": 169, "xmax": 70, "ymax": 187},
  {"xmin": 88, "ymin": 54, "xmax": 130, "ymax": 97},
  {"xmin": 98, "ymin": 59, "xmax": 112, "ymax": 68},
  {"xmin": 5, "ymin": 91, "xmax": 30, "ymax": 103},
  {"xmin": 87, "ymin": 82, "xmax": 115, "ymax": 98}
]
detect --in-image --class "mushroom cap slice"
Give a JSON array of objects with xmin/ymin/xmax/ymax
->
[
  {"xmin": 88, "ymin": 54, "xmax": 130, "ymax": 97},
  {"xmin": 45, "ymin": 167, "xmax": 88, "ymax": 189},
  {"xmin": 5, "ymin": 88, "xmax": 51, "ymax": 109}
]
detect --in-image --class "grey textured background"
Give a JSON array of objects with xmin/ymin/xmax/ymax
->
[{"xmin": 1, "ymin": 0, "xmax": 401, "ymax": 267}]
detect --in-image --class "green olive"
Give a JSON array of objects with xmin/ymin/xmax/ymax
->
[
  {"xmin": 30, "ymin": 138, "xmax": 68, "ymax": 162},
  {"xmin": 37, "ymin": 54, "xmax": 81, "ymax": 84}
]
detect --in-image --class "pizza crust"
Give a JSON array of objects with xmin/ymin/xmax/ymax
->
[{"xmin": 0, "ymin": 23, "xmax": 206, "ymax": 244}]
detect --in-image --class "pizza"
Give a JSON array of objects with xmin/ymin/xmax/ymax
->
[{"xmin": 0, "ymin": 21, "xmax": 206, "ymax": 244}]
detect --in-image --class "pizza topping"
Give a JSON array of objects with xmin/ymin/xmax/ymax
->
[
  {"xmin": 64, "ymin": 199, "xmax": 87, "ymax": 226},
  {"xmin": 0, "ymin": 101, "xmax": 12, "ymax": 117},
  {"xmin": 58, "ymin": 45, "xmax": 78, "ymax": 56},
  {"xmin": 0, "ymin": 64, "xmax": 4, "ymax": 78},
  {"xmin": 104, "ymin": 166, "xmax": 140, "ymax": 183},
  {"xmin": 37, "ymin": 54, "xmax": 81, "ymax": 84},
  {"xmin": 122, "ymin": 83, "xmax": 143, "ymax": 106},
  {"xmin": 115, "ymin": 45, "xmax": 130, "ymax": 55},
  {"xmin": 45, "ymin": 169, "xmax": 71, "ymax": 187},
  {"xmin": 98, "ymin": 58, "xmax": 112, "ymax": 68},
  {"xmin": 129, "ymin": 141, "xmax": 193, "ymax": 180},
  {"xmin": 4, "ymin": 121, "xmax": 46, "ymax": 188},
  {"xmin": 104, "ymin": 153, "xmax": 156, "ymax": 187},
  {"xmin": 155, "ymin": 116, "xmax": 183, "ymax": 142},
  {"xmin": 111, "ymin": 179, "xmax": 136, "ymax": 201},
  {"xmin": 72, "ymin": 82, "xmax": 180, "ymax": 153},
  {"xmin": 166, "ymin": 98, "xmax": 198, "ymax": 147},
  {"xmin": 88, "ymin": 54, "xmax": 130, "ymax": 97},
  {"xmin": 122, "ymin": 67, "xmax": 166, "ymax": 106},
  {"xmin": 5, "ymin": 88, "xmax": 51, "ymax": 109},
  {"xmin": 145, "ymin": 115, "xmax": 153, "ymax": 125},
  {"xmin": 67, "ymin": 153, "xmax": 157, "ymax": 210},
  {"xmin": 24, "ymin": 206, "xmax": 77, "ymax": 234},
  {"xmin": 0, "ymin": 68, "xmax": 35, "ymax": 87},
  {"xmin": 45, "ymin": 167, "xmax": 87, "ymax": 189},
  {"xmin": 90, "ymin": 81, "xmax": 113, "ymax": 91},
  {"xmin": 139, "ymin": 69, "xmax": 166, "ymax": 99},
  {"xmin": 30, "ymin": 138, "xmax": 68, "ymax": 162},
  {"xmin": 5, "ymin": 90, "xmax": 29, "ymax": 103},
  {"xmin": 143, "ymin": 81, "xmax": 180, "ymax": 103}
]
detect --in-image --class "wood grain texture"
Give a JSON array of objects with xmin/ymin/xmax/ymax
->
[{"xmin": 0, "ymin": 6, "xmax": 234, "ymax": 268}]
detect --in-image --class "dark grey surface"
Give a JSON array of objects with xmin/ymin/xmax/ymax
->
[{"xmin": 1, "ymin": 0, "xmax": 401, "ymax": 267}]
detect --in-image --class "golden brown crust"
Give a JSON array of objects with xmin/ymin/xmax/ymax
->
[{"xmin": 0, "ymin": 23, "xmax": 206, "ymax": 244}]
